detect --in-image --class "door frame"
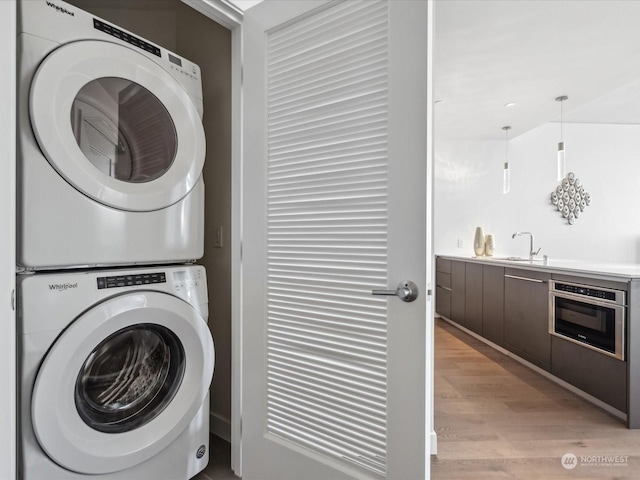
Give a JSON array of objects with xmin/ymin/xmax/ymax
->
[
  {"xmin": 180, "ymin": 0, "xmax": 244, "ymax": 474},
  {"xmin": 426, "ymin": 0, "xmax": 437, "ymax": 456},
  {"xmin": 0, "ymin": 1, "xmax": 16, "ymax": 478}
]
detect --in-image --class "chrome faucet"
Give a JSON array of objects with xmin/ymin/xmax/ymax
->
[{"xmin": 512, "ymin": 231, "xmax": 541, "ymax": 260}]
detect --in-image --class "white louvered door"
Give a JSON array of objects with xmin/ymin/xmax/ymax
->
[{"xmin": 242, "ymin": 1, "xmax": 432, "ymax": 479}]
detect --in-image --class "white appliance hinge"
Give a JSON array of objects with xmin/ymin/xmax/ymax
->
[{"xmin": 11, "ymin": 289, "xmax": 15, "ymax": 311}]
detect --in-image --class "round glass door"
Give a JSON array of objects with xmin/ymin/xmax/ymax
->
[
  {"xmin": 30, "ymin": 40, "xmax": 205, "ymax": 212},
  {"xmin": 75, "ymin": 324, "xmax": 185, "ymax": 433},
  {"xmin": 71, "ymin": 78, "xmax": 178, "ymax": 183},
  {"xmin": 31, "ymin": 291, "xmax": 214, "ymax": 474}
]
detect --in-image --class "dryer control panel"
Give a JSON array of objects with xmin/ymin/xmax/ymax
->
[
  {"xmin": 93, "ymin": 19, "xmax": 161, "ymax": 57},
  {"xmin": 18, "ymin": 0, "xmax": 204, "ymax": 106},
  {"xmin": 91, "ymin": 17, "xmax": 200, "ymax": 83}
]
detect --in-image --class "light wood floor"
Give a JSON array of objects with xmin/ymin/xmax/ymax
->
[{"xmin": 431, "ymin": 318, "xmax": 640, "ymax": 479}]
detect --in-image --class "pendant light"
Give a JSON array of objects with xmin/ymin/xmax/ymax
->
[
  {"xmin": 502, "ymin": 126, "xmax": 511, "ymax": 194},
  {"xmin": 556, "ymin": 95, "xmax": 568, "ymax": 181}
]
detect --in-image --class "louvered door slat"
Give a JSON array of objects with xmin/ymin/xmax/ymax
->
[{"xmin": 266, "ymin": 1, "xmax": 389, "ymax": 477}]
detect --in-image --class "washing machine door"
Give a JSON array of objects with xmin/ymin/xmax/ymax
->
[
  {"xmin": 31, "ymin": 291, "xmax": 214, "ymax": 475},
  {"xmin": 29, "ymin": 40, "xmax": 205, "ymax": 212}
]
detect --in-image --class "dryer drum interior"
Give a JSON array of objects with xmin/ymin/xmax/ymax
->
[
  {"xmin": 75, "ymin": 323, "xmax": 186, "ymax": 433},
  {"xmin": 71, "ymin": 77, "xmax": 178, "ymax": 183}
]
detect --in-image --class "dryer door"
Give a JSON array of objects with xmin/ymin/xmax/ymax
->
[
  {"xmin": 30, "ymin": 291, "xmax": 214, "ymax": 475},
  {"xmin": 29, "ymin": 40, "xmax": 205, "ymax": 212}
]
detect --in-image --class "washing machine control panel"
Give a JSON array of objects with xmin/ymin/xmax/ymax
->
[
  {"xmin": 97, "ymin": 272, "xmax": 166, "ymax": 289},
  {"xmin": 172, "ymin": 269, "xmax": 203, "ymax": 289}
]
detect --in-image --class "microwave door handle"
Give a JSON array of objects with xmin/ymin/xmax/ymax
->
[{"xmin": 551, "ymin": 290, "xmax": 625, "ymax": 309}]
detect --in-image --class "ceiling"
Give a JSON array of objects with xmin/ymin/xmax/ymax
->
[{"xmin": 434, "ymin": 0, "xmax": 640, "ymax": 141}]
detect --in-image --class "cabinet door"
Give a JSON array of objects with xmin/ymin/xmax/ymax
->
[
  {"xmin": 465, "ymin": 263, "xmax": 483, "ymax": 334},
  {"xmin": 436, "ymin": 257, "xmax": 451, "ymax": 274},
  {"xmin": 450, "ymin": 260, "xmax": 466, "ymax": 327},
  {"xmin": 504, "ymin": 268, "xmax": 551, "ymax": 370},
  {"xmin": 435, "ymin": 270, "xmax": 451, "ymax": 319},
  {"xmin": 482, "ymin": 265, "xmax": 504, "ymax": 346},
  {"xmin": 551, "ymin": 336, "xmax": 627, "ymax": 412}
]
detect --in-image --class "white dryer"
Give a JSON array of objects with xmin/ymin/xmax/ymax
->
[
  {"xmin": 18, "ymin": 265, "xmax": 215, "ymax": 479},
  {"xmin": 17, "ymin": 0, "xmax": 206, "ymax": 270}
]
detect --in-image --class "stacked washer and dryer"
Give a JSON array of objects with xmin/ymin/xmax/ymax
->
[{"xmin": 16, "ymin": 1, "xmax": 214, "ymax": 479}]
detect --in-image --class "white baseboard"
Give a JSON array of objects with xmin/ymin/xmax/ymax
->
[
  {"xmin": 210, "ymin": 411, "xmax": 231, "ymax": 442},
  {"xmin": 430, "ymin": 429, "xmax": 437, "ymax": 455}
]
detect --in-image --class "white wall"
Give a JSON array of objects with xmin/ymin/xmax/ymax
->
[
  {"xmin": 0, "ymin": 1, "xmax": 16, "ymax": 478},
  {"xmin": 435, "ymin": 122, "xmax": 640, "ymax": 264}
]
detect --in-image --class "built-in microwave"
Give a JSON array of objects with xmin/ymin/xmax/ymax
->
[{"xmin": 549, "ymin": 280, "xmax": 626, "ymax": 361}]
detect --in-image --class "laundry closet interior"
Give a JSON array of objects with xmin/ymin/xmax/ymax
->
[{"xmin": 66, "ymin": 0, "xmax": 233, "ymax": 449}]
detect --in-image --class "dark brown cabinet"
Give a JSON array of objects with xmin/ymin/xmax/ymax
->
[
  {"xmin": 464, "ymin": 263, "xmax": 483, "ymax": 334},
  {"xmin": 450, "ymin": 260, "xmax": 466, "ymax": 326},
  {"xmin": 551, "ymin": 336, "xmax": 627, "ymax": 412},
  {"xmin": 504, "ymin": 268, "xmax": 552, "ymax": 371},
  {"xmin": 436, "ymin": 260, "xmax": 504, "ymax": 344},
  {"xmin": 435, "ymin": 256, "xmax": 632, "ymax": 419},
  {"xmin": 435, "ymin": 258, "xmax": 451, "ymax": 319},
  {"xmin": 482, "ymin": 265, "xmax": 504, "ymax": 346},
  {"xmin": 435, "ymin": 258, "xmax": 467, "ymax": 328}
]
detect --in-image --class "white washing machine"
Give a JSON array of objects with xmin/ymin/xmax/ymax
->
[
  {"xmin": 18, "ymin": 265, "xmax": 215, "ymax": 479},
  {"xmin": 17, "ymin": 0, "xmax": 207, "ymax": 270}
]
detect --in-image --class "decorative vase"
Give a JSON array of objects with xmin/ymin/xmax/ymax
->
[
  {"xmin": 485, "ymin": 234, "xmax": 495, "ymax": 256},
  {"xmin": 473, "ymin": 227, "xmax": 485, "ymax": 256}
]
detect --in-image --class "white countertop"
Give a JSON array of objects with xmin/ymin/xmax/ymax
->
[{"xmin": 437, "ymin": 254, "xmax": 640, "ymax": 281}]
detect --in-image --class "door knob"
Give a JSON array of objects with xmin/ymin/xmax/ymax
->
[{"xmin": 371, "ymin": 281, "xmax": 419, "ymax": 302}]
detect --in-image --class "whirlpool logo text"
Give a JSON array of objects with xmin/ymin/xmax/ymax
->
[
  {"xmin": 48, "ymin": 282, "xmax": 78, "ymax": 291},
  {"xmin": 45, "ymin": 1, "xmax": 75, "ymax": 17}
]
